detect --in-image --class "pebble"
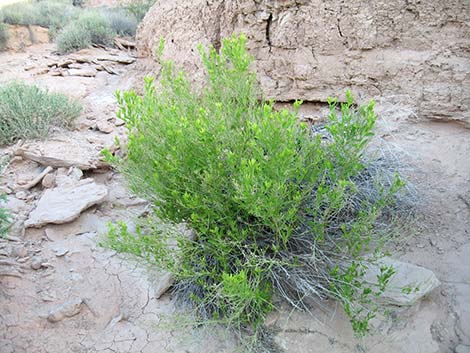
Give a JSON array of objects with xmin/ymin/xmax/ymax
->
[
  {"xmin": 42, "ymin": 173, "xmax": 56, "ymax": 188},
  {"xmin": 15, "ymin": 191, "xmax": 28, "ymax": 200},
  {"xmin": 54, "ymin": 247, "xmax": 69, "ymax": 257},
  {"xmin": 47, "ymin": 297, "xmax": 83, "ymax": 323},
  {"xmin": 96, "ymin": 120, "xmax": 114, "ymax": 134},
  {"xmin": 455, "ymin": 345, "xmax": 470, "ymax": 353},
  {"xmin": 31, "ymin": 256, "xmax": 43, "ymax": 270}
]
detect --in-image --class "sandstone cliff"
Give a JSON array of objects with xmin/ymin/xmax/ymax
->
[{"xmin": 137, "ymin": 0, "xmax": 470, "ymax": 126}]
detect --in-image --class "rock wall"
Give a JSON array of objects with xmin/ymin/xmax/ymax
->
[
  {"xmin": 137, "ymin": 0, "xmax": 470, "ymax": 126},
  {"xmin": 4, "ymin": 25, "xmax": 49, "ymax": 51}
]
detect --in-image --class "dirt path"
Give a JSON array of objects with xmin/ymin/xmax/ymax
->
[{"xmin": 0, "ymin": 43, "xmax": 469, "ymax": 353}]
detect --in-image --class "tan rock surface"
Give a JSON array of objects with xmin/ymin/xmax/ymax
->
[{"xmin": 138, "ymin": 0, "xmax": 470, "ymax": 126}]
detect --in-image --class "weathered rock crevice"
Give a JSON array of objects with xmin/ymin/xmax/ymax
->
[{"xmin": 137, "ymin": 0, "xmax": 470, "ymax": 126}]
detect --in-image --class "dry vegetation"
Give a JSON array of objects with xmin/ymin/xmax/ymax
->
[{"xmin": 0, "ymin": 0, "xmax": 153, "ymax": 52}]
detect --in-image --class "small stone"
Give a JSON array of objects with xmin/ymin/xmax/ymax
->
[
  {"xmin": 455, "ymin": 345, "xmax": 470, "ymax": 353},
  {"xmin": 15, "ymin": 191, "xmax": 28, "ymax": 200},
  {"xmin": 67, "ymin": 166, "xmax": 83, "ymax": 180},
  {"xmin": 68, "ymin": 68, "xmax": 97, "ymax": 77},
  {"xmin": 364, "ymin": 257, "xmax": 440, "ymax": 306},
  {"xmin": 155, "ymin": 272, "xmax": 174, "ymax": 299},
  {"xmin": 56, "ymin": 167, "xmax": 68, "ymax": 176},
  {"xmin": 47, "ymin": 297, "xmax": 83, "ymax": 322},
  {"xmin": 31, "ymin": 256, "xmax": 43, "ymax": 270},
  {"xmin": 114, "ymin": 118, "xmax": 125, "ymax": 127},
  {"xmin": 42, "ymin": 173, "xmax": 56, "ymax": 188},
  {"xmin": 53, "ymin": 247, "xmax": 69, "ymax": 257},
  {"xmin": 96, "ymin": 120, "xmax": 114, "ymax": 134},
  {"xmin": 0, "ymin": 186, "xmax": 12, "ymax": 194},
  {"xmin": 12, "ymin": 245, "xmax": 27, "ymax": 258}
]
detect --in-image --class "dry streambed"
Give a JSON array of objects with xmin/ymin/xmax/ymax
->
[{"xmin": 0, "ymin": 43, "xmax": 469, "ymax": 353}]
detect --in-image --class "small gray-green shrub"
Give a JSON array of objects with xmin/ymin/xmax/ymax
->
[
  {"xmin": 0, "ymin": 3, "xmax": 39, "ymax": 26},
  {"xmin": 56, "ymin": 11, "xmax": 115, "ymax": 53},
  {"xmin": 0, "ymin": 1, "xmax": 78, "ymax": 28},
  {"xmin": 103, "ymin": 35, "xmax": 410, "ymax": 343},
  {"xmin": 107, "ymin": 9, "xmax": 138, "ymax": 37},
  {"xmin": 74, "ymin": 11, "xmax": 115, "ymax": 45},
  {"xmin": 0, "ymin": 82, "xmax": 82, "ymax": 145},
  {"xmin": 55, "ymin": 23, "xmax": 91, "ymax": 53},
  {"xmin": 120, "ymin": 0, "xmax": 155, "ymax": 21}
]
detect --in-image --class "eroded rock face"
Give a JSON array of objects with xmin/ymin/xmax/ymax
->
[
  {"xmin": 137, "ymin": 0, "xmax": 470, "ymax": 126},
  {"xmin": 4, "ymin": 25, "xmax": 49, "ymax": 51}
]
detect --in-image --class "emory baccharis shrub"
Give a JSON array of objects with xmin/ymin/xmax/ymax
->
[{"xmin": 103, "ymin": 34, "xmax": 408, "ymax": 338}]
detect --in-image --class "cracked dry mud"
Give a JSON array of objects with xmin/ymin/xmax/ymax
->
[{"xmin": 0, "ymin": 43, "xmax": 469, "ymax": 353}]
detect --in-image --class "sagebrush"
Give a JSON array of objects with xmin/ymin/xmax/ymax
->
[
  {"xmin": 107, "ymin": 9, "xmax": 138, "ymax": 37},
  {"xmin": 56, "ymin": 11, "xmax": 117, "ymax": 53},
  {"xmin": 104, "ymin": 35, "xmax": 410, "ymax": 345},
  {"xmin": 0, "ymin": 82, "xmax": 82, "ymax": 145}
]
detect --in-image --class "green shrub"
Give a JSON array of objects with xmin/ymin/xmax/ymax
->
[
  {"xmin": 120, "ymin": 0, "xmax": 155, "ymax": 21},
  {"xmin": 0, "ymin": 82, "xmax": 82, "ymax": 145},
  {"xmin": 0, "ymin": 22, "xmax": 8, "ymax": 50},
  {"xmin": 55, "ymin": 23, "xmax": 91, "ymax": 53},
  {"xmin": 1, "ymin": 3, "xmax": 38, "ymax": 25},
  {"xmin": 56, "ymin": 11, "xmax": 115, "ymax": 53},
  {"xmin": 74, "ymin": 11, "xmax": 115, "ymax": 46},
  {"xmin": 104, "ymin": 35, "xmax": 409, "ymax": 340},
  {"xmin": 0, "ymin": 1, "xmax": 77, "ymax": 28},
  {"xmin": 107, "ymin": 9, "xmax": 137, "ymax": 36},
  {"xmin": 0, "ymin": 195, "xmax": 11, "ymax": 237},
  {"xmin": 37, "ymin": 1, "xmax": 80, "ymax": 36}
]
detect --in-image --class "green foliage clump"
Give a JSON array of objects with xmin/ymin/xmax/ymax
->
[
  {"xmin": 0, "ymin": 195, "xmax": 11, "ymax": 237},
  {"xmin": 0, "ymin": 1, "xmax": 78, "ymax": 28},
  {"xmin": 56, "ymin": 11, "xmax": 115, "ymax": 53},
  {"xmin": 0, "ymin": 2, "xmax": 39, "ymax": 26},
  {"xmin": 104, "ymin": 35, "xmax": 408, "ymax": 339},
  {"xmin": 120, "ymin": 0, "xmax": 155, "ymax": 21},
  {"xmin": 0, "ymin": 22, "xmax": 8, "ymax": 50},
  {"xmin": 0, "ymin": 81, "xmax": 82, "ymax": 145},
  {"xmin": 55, "ymin": 24, "xmax": 91, "ymax": 53},
  {"xmin": 74, "ymin": 11, "xmax": 115, "ymax": 45},
  {"xmin": 107, "ymin": 9, "xmax": 138, "ymax": 37}
]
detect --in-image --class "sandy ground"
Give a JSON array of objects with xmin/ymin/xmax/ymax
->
[{"xmin": 0, "ymin": 42, "xmax": 469, "ymax": 353}]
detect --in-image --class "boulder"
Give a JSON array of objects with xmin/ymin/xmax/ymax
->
[
  {"xmin": 47, "ymin": 297, "xmax": 83, "ymax": 323},
  {"xmin": 137, "ymin": 0, "xmax": 470, "ymax": 126},
  {"xmin": 25, "ymin": 179, "xmax": 108, "ymax": 228},
  {"xmin": 365, "ymin": 257, "xmax": 440, "ymax": 306},
  {"xmin": 15, "ymin": 137, "xmax": 109, "ymax": 171}
]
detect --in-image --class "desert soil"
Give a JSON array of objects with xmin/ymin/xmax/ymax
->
[{"xmin": 0, "ymin": 43, "xmax": 469, "ymax": 353}]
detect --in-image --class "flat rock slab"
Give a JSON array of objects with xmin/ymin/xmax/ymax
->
[
  {"xmin": 67, "ymin": 68, "xmax": 97, "ymax": 77},
  {"xmin": 15, "ymin": 138, "xmax": 109, "ymax": 171},
  {"xmin": 25, "ymin": 179, "xmax": 108, "ymax": 228},
  {"xmin": 365, "ymin": 257, "xmax": 440, "ymax": 306}
]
